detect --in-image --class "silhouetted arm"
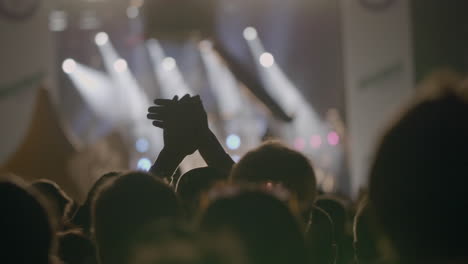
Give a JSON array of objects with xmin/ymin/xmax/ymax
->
[
  {"xmin": 198, "ymin": 129, "xmax": 235, "ymax": 175},
  {"xmin": 147, "ymin": 96, "xmax": 197, "ymax": 184}
]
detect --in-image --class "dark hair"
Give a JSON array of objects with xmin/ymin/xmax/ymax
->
[
  {"xmin": 369, "ymin": 72, "xmax": 468, "ymax": 261},
  {"xmin": 128, "ymin": 221, "xmax": 248, "ymax": 264},
  {"xmin": 200, "ymin": 190, "xmax": 308, "ymax": 264},
  {"xmin": 176, "ymin": 167, "xmax": 227, "ymax": 215},
  {"xmin": 58, "ymin": 229, "xmax": 97, "ymax": 264},
  {"xmin": 0, "ymin": 177, "xmax": 55, "ymax": 264},
  {"xmin": 306, "ymin": 206, "xmax": 337, "ymax": 264},
  {"xmin": 72, "ymin": 172, "xmax": 119, "ymax": 235},
  {"xmin": 30, "ymin": 179, "xmax": 73, "ymax": 225},
  {"xmin": 92, "ymin": 171, "xmax": 181, "ymax": 264},
  {"xmin": 353, "ymin": 198, "xmax": 388, "ymax": 264},
  {"xmin": 231, "ymin": 141, "xmax": 317, "ymax": 212}
]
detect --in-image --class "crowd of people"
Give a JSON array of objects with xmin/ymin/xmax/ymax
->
[{"xmin": 2, "ymin": 70, "xmax": 468, "ymax": 264}]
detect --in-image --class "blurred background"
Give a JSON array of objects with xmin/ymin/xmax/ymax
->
[{"xmin": 0, "ymin": 0, "xmax": 467, "ymax": 202}]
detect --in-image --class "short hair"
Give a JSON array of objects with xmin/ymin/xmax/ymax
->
[
  {"xmin": 316, "ymin": 196, "xmax": 347, "ymax": 236},
  {"xmin": 200, "ymin": 190, "xmax": 308, "ymax": 264},
  {"xmin": 30, "ymin": 179, "xmax": 73, "ymax": 222},
  {"xmin": 72, "ymin": 172, "xmax": 119, "ymax": 235},
  {"xmin": 353, "ymin": 198, "xmax": 387, "ymax": 263},
  {"xmin": 0, "ymin": 177, "xmax": 55, "ymax": 264},
  {"xmin": 57, "ymin": 229, "xmax": 97, "ymax": 264},
  {"xmin": 231, "ymin": 141, "xmax": 317, "ymax": 211},
  {"xmin": 176, "ymin": 167, "xmax": 227, "ymax": 215},
  {"xmin": 92, "ymin": 172, "xmax": 181, "ymax": 264},
  {"xmin": 369, "ymin": 70, "xmax": 468, "ymax": 261},
  {"xmin": 306, "ymin": 206, "xmax": 336, "ymax": 264},
  {"xmin": 128, "ymin": 221, "xmax": 248, "ymax": 264}
]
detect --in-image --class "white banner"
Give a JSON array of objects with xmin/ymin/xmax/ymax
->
[
  {"xmin": 340, "ymin": 0, "xmax": 414, "ymax": 196},
  {"xmin": 0, "ymin": 0, "xmax": 55, "ymax": 165}
]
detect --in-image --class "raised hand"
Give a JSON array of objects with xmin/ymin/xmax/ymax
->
[{"xmin": 148, "ymin": 94, "xmax": 234, "ymax": 176}]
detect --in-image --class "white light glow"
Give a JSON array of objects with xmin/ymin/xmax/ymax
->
[
  {"xmin": 62, "ymin": 59, "xmax": 77, "ymax": 74},
  {"xmin": 95, "ymin": 32, "xmax": 109, "ymax": 46},
  {"xmin": 259, "ymin": 52, "xmax": 275, "ymax": 68},
  {"xmin": 113, "ymin": 59, "xmax": 128, "ymax": 73},
  {"xmin": 127, "ymin": 6, "xmax": 139, "ymax": 19},
  {"xmin": 136, "ymin": 138, "xmax": 149, "ymax": 153},
  {"xmin": 226, "ymin": 134, "xmax": 241, "ymax": 150},
  {"xmin": 137, "ymin": 158, "xmax": 152, "ymax": 171},
  {"xmin": 243, "ymin": 27, "xmax": 258, "ymax": 41},
  {"xmin": 162, "ymin": 57, "xmax": 176, "ymax": 71}
]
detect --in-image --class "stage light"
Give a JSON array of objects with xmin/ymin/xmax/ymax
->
[
  {"xmin": 232, "ymin": 155, "xmax": 241, "ymax": 162},
  {"xmin": 162, "ymin": 57, "xmax": 176, "ymax": 71},
  {"xmin": 243, "ymin": 27, "xmax": 258, "ymax": 41},
  {"xmin": 310, "ymin": 135, "xmax": 322, "ymax": 149},
  {"xmin": 62, "ymin": 59, "xmax": 77, "ymax": 74},
  {"xmin": 127, "ymin": 6, "xmax": 139, "ymax": 19},
  {"xmin": 199, "ymin": 40, "xmax": 213, "ymax": 51},
  {"xmin": 113, "ymin": 59, "xmax": 128, "ymax": 73},
  {"xmin": 136, "ymin": 138, "xmax": 149, "ymax": 153},
  {"xmin": 95, "ymin": 32, "xmax": 109, "ymax": 46},
  {"xmin": 49, "ymin": 10, "xmax": 67, "ymax": 32},
  {"xmin": 259, "ymin": 52, "xmax": 275, "ymax": 68},
  {"xmin": 294, "ymin": 137, "xmax": 306, "ymax": 151},
  {"xmin": 226, "ymin": 134, "xmax": 241, "ymax": 150},
  {"xmin": 137, "ymin": 157, "xmax": 152, "ymax": 171},
  {"xmin": 327, "ymin": 131, "xmax": 340, "ymax": 146}
]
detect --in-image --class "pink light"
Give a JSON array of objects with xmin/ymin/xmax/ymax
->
[
  {"xmin": 310, "ymin": 135, "xmax": 322, "ymax": 149},
  {"xmin": 327, "ymin": 131, "xmax": 340, "ymax": 146},
  {"xmin": 294, "ymin": 138, "xmax": 306, "ymax": 151}
]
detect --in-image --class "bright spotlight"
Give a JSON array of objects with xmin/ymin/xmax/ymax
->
[
  {"xmin": 127, "ymin": 6, "xmax": 139, "ymax": 19},
  {"xmin": 137, "ymin": 157, "xmax": 152, "ymax": 171},
  {"xmin": 199, "ymin": 40, "xmax": 213, "ymax": 51},
  {"xmin": 327, "ymin": 131, "xmax": 340, "ymax": 146},
  {"xmin": 232, "ymin": 155, "xmax": 241, "ymax": 162},
  {"xmin": 243, "ymin": 27, "xmax": 258, "ymax": 41},
  {"xmin": 113, "ymin": 58, "xmax": 128, "ymax": 73},
  {"xmin": 226, "ymin": 134, "xmax": 241, "ymax": 150},
  {"xmin": 310, "ymin": 135, "xmax": 322, "ymax": 149},
  {"xmin": 95, "ymin": 32, "xmax": 109, "ymax": 46},
  {"xmin": 162, "ymin": 57, "xmax": 176, "ymax": 71},
  {"xmin": 62, "ymin": 59, "xmax": 77, "ymax": 74},
  {"xmin": 135, "ymin": 138, "xmax": 149, "ymax": 153},
  {"xmin": 259, "ymin": 52, "xmax": 275, "ymax": 68}
]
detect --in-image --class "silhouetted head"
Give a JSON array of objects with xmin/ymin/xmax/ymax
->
[
  {"xmin": 231, "ymin": 141, "xmax": 317, "ymax": 212},
  {"xmin": 30, "ymin": 179, "xmax": 73, "ymax": 225},
  {"xmin": 0, "ymin": 176, "xmax": 56, "ymax": 264},
  {"xmin": 369, "ymin": 70, "xmax": 468, "ymax": 263},
  {"xmin": 316, "ymin": 196, "xmax": 347, "ymax": 237},
  {"xmin": 353, "ymin": 198, "xmax": 389, "ymax": 264},
  {"xmin": 127, "ymin": 221, "xmax": 248, "ymax": 264},
  {"xmin": 142, "ymin": 0, "xmax": 217, "ymax": 41},
  {"xmin": 200, "ymin": 189, "xmax": 308, "ymax": 264},
  {"xmin": 58, "ymin": 229, "xmax": 97, "ymax": 264},
  {"xmin": 92, "ymin": 172, "xmax": 181, "ymax": 264},
  {"xmin": 72, "ymin": 172, "xmax": 119, "ymax": 234},
  {"xmin": 306, "ymin": 206, "xmax": 337, "ymax": 264},
  {"xmin": 176, "ymin": 167, "xmax": 227, "ymax": 215}
]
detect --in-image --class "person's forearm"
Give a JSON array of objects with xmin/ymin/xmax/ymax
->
[
  {"xmin": 150, "ymin": 147, "xmax": 185, "ymax": 185},
  {"xmin": 198, "ymin": 129, "xmax": 235, "ymax": 175}
]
